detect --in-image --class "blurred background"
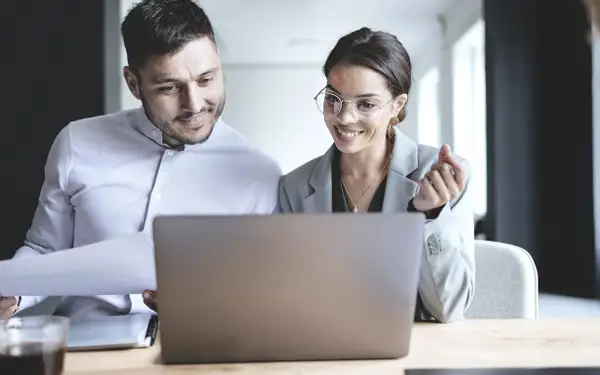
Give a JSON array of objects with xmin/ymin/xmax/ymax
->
[{"xmin": 1, "ymin": 0, "xmax": 599, "ymax": 315}]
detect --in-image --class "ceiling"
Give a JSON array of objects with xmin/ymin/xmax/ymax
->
[{"xmin": 196, "ymin": 0, "xmax": 458, "ymax": 65}]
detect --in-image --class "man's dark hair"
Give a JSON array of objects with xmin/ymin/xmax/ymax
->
[
  {"xmin": 323, "ymin": 27, "xmax": 412, "ymax": 123},
  {"xmin": 121, "ymin": 0, "xmax": 216, "ymax": 71}
]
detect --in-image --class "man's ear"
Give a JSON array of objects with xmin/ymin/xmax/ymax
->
[
  {"xmin": 393, "ymin": 93, "xmax": 408, "ymax": 115},
  {"xmin": 123, "ymin": 66, "xmax": 142, "ymax": 100}
]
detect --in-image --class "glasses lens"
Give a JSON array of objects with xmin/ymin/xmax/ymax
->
[
  {"xmin": 315, "ymin": 92, "xmax": 326, "ymax": 113},
  {"xmin": 319, "ymin": 92, "xmax": 343, "ymax": 115},
  {"xmin": 327, "ymin": 93, "xmax": 342, "ymax": 115},
  {"xmin": 356, "ymin": 100, "xmax": 381, "ymax": 118}
]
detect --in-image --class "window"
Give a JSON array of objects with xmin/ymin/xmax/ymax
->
[
  {"xmin": 417, "ymin": 66, "xmax": 441, "ymax": 147},
  {"xmin": 452, "ymin": 19, "xmax": 487, "ymax": 217}
]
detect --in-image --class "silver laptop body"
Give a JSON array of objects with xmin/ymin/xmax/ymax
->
[{"xmin": 152, "ymin": 213, "xmax": 425, "ymax": 364}]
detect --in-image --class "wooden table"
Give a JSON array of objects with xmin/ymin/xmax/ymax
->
[{"xmin": 64, "ymin": 318, "xmax": 600, "ymax": 374}]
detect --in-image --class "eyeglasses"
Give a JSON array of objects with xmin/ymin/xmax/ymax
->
[{"xmin": 313, "ymin": 87, "xmax": 395, "ymax": 119}]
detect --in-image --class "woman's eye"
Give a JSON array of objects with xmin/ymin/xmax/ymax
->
[
  {"xmin": 359, "ymin": 102, "xmax": 376, "ymax": 109},
  {"xmin": 325, "ymin": 94, "xmax": 339, "ymax": 103}
]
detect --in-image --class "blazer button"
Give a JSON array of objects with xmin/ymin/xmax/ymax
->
[{"xmin": 427, "ymin": 234, "xmax": 442, "ymax": 256}]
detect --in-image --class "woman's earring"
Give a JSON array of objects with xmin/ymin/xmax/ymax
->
[{"xmin": 389, "ymin": 116, "xmax": 399, "ymax": 126}]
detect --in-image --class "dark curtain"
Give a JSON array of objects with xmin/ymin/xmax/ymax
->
[
  {"xmin": 484, "ymin": 0, "xmax": 596, "ymax": 297},
  {"xmin": 0, "ymin": 0, "xmax": 105, "ymax": 259}
]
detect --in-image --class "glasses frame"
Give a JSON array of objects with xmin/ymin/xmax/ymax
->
[{"xmin": 313, "ymin": 87, "xmax": 396, "ymax": 119}]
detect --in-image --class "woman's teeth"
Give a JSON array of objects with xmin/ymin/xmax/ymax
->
[{"xmin": 336, "ymin": 127, "xmax": 363, "ymax": 138}]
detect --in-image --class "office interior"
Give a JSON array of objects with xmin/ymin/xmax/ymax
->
[{"xmin": 2, "ymin": 0, "xmax": 599, "ymax": 317}]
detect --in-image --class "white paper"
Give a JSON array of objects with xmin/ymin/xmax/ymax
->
[{"xmin": 0, "ymin": 233, "xmax": 157, "ymax": 297}]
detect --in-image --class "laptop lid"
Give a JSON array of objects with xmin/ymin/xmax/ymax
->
[{"xmin": 152, "ymin": 213, "xmax": 425, "ymax": 364}]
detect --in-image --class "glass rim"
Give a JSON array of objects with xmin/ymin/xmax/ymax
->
[{"xmin": 0, "ymin": 315, "xmax": 69, "ymax": 329}]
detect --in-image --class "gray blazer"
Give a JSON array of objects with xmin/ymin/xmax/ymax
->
[{"xmin": 277, "ymin": 128, "xmax": 476, "ymax": 323}]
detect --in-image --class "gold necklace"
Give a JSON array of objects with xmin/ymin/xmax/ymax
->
[{"xmin": 341, "ymin": 152, "xmax": 393, "ymax": 213}]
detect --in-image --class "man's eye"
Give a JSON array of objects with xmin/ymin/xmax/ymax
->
[
  {"xmin": 198, "ymin": 77, "xmax": 214, "ymax": 86},
  {"xmin": 158, "ymin": 86, "xmax": 177, "ymax": 93}
]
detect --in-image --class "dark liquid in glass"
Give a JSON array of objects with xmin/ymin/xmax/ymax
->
[{"xmin": 0, "ymin": 341, "xmax": 65, "ymax": 375}]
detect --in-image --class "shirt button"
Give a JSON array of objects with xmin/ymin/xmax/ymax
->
[
  {"xmin": 154, "ymin": 193, "xmax": 161, "ymax": 200},
  {"xmin": 165, "ymin": 150, "xmax": 174, "ymax": 156}
]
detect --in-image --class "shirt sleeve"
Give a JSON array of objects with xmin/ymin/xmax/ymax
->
[
  {"xmin": 12, "ymin": 126, "xmax": 75, "ymax": 311},
  {"xmin": 249, "ymin": 159, "xmax": 283, "ymax": 214}
]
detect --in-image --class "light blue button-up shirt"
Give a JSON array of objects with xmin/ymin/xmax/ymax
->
[{"xmin": 14, "ymin": 108, "xmax": 282, "ymax": 320}]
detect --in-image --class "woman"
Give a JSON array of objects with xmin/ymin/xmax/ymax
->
[{"xmin": 277, "ymin": 27, "xmax": 475, "ymax": 323}]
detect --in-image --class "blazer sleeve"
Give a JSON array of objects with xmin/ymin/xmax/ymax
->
[
  {"xmin": 416, "ymin": 160, "xmax": 476, "ymax": 323},
  {"xmin": 276, "ymin": 176, "xmax": 294, "ymax": 213}
]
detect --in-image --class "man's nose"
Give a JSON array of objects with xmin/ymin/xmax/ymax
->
[{"xmin": 181, "ymin": 85, "xmax": 204, "ymax": 113}]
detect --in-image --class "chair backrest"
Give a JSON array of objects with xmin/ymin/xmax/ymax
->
[{"xmin": 465, "ymin": 240, "xmax": 538, "ymax": 319}]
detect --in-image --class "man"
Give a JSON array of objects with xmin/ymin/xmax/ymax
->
[{"xmin": 0, "ymin": 0, "xmax": 281, "ymax": 320}]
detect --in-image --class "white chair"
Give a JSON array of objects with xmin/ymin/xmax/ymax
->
[{"xmin": 465, "ymin": 240, "xmax": 538, "ymax": 319}]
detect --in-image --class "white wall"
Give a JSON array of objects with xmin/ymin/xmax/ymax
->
[
  {"xmin": 221, "ymin": 64, "xmax": 330, "ymax": 173},
  {"xmin": 402, "ymin": 89, "xmax": 419, "ymax": 142},
  {"xmin": 411, "ymin": 0, "xmax": 483, "ymax": 148},
  {"xmin": 410, "ymin": 0, "xmax": 487, "ymax": 216},
  {"xmin": 103, "ymin": 0, "xmax": 141, "ymax": 111}
]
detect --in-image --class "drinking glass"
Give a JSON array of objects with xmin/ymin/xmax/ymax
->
[{"xmin": 0, "ymin": 316, "xmax": 69, "ymax": 375}]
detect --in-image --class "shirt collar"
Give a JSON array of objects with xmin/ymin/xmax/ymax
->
[{"xmin": 131, "ymin": 107, "xmax": 223, "ymax": 151}]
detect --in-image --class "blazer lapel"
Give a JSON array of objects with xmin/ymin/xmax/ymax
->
[
  {"xmin": 302, "ymin": 129, "xmax": 419, "ymax": 214},
  {"xmin": 382, "ymin": 129, "xmax": 420, "ymax": 213},
  {"xmin": 303, "ymin": 146, "xmax": 336, "ymax": 213}
]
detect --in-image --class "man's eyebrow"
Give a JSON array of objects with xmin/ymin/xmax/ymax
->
[
  {"xmin": 151, "ymin": 67, "xmax": 220, "ymax": 84},
  {"xmin": 151, "ymin": 76, "xmax": 179, "ymax": 84},
  {"xmin": 325, "ymin": 84, "xmax": 379, "ymax": 98},
  {"xmin": 197, "ymin": 67, "xmax": 220, "ymax": 78}
]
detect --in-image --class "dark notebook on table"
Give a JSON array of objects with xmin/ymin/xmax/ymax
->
[{"xmin": 407, "ymin": 369, "xmax": 600, "ymax": 375}]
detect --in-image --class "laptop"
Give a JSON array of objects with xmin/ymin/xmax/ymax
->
[{"xmin": 152, "ymin": 213, "xmax": 425, "ymax": 364}]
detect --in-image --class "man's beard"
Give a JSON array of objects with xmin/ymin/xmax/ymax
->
[{"xmin": 141, "ymin": 92, "xmax": 226, "ymax": 146}]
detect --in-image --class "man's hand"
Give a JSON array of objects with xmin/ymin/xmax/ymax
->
[
  {"xmin": 412, "ymin": 144, "xmax": 467, "ymax": 214},
  {"xmin": 143, "ymin": 290, "xmax": 157, "ymax": 313},
  {"xmin": 0, "ymin": 296, "xmax": 19, "ymax": 320}
]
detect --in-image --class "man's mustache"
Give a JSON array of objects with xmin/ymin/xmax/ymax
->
[{"xmin": 176, "ymin": 107, "xmax": 213, "ymax": 121}]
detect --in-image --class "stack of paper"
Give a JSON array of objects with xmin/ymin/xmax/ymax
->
[{"xmin": 0, "ymin": 233, "xmax": 157, "ymax": 297}]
